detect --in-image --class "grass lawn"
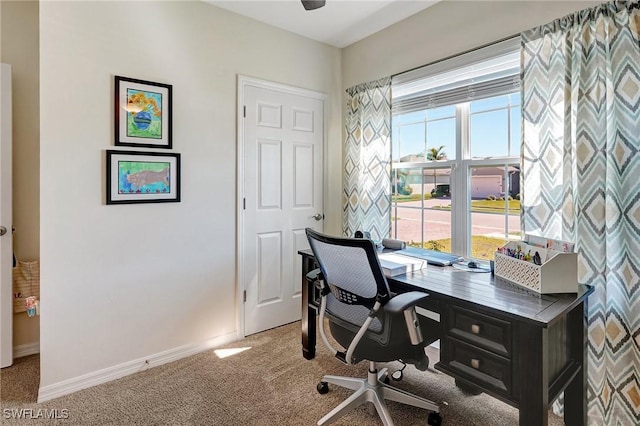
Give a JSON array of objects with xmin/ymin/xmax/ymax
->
[
  {"xmin": 471, "ymin": 199, "xmax": 520, "ymax": 214},
  {"xmin": 430, "ymin": 199, "xmax": 520, "ymax": 214},
  {"xmin": 392, "ymin": 193, "xmax": 432, "ymax": 202},
  {"xmin": 409, "ymin": 235, "xmax": 508, "ymax": 260}
]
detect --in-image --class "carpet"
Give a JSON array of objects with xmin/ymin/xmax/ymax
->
[{"xmin": 0, "ymin": 321, "xmax": 566, "ymax": 425}]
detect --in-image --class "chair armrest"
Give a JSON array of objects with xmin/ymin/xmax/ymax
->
[
  {"xmin": 384, "ymin": 291, "xmax": 430, "ymax": 346},
  {"xmin": 306, "ymin": 268, "xmax": 321, "ymax": 283},
  {"xmin": 383, "ymin": 291, "xmax": 429, "ymax": 314}
]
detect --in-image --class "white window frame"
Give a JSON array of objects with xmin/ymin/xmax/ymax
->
[
  {"xmin": 391, "ymin": 38, "xmax": 522, "ymax": 259},
  {"xmin": 391, "ymin": 98, "xmax": 521, "ymax": 259}
]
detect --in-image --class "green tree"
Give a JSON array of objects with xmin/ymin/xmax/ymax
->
[
  {"xmin": 426, "ymin": 145, "xmax": 446, "ymax": 161},
  {"xmin": 426, "ymin": 145, "xmax": 446, "ymax": 196},
  {"xmin": 393, "ymin": 169, "xmax": 412, "ymax": 196}
]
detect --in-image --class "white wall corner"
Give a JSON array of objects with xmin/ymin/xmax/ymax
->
[{"xmin": 37, "ymin": 331, "xmax": 237, "ymax": 403}]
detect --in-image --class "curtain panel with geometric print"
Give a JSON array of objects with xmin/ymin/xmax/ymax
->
[
  {"xmin": 343, "ymin": 77, "xmax": 392, "ymax": 240},
  {"xmin": 521, "ymin": 2, "xmax": 640, "ymax": 424}
]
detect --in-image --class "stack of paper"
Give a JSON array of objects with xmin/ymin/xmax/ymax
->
[
  {"xmin": 378, "ymin": 253, "xmax": 427, "ymax": 277},
  {"xmin": 526, "ymin": 234, "xmax": 575, "ymax": 253}
]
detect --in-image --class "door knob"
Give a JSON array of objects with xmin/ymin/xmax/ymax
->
[
  {"xmin": 0, "ymin": 226, "xmax": 7, "ymax": 236},
  {"xmin": 311, "ymin": 213, "xmax": 324, "ymax": 221}
]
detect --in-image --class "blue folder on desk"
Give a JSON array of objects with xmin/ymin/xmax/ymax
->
[{"xmin": 395, "ymin": 247, "xmax": 463, "ymax": 267}]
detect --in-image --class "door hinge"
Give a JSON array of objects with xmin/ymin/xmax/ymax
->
[
  {"xmin": 243, "ymin": 106, "xmax": 246, "ymax": 118},
  {"xmin": 243, "ymin": 290, "xmax": 247, "ymax": 303},
  {"xmin": 243, "ymin": 198, "xmax": 246, "ymax": 210}
]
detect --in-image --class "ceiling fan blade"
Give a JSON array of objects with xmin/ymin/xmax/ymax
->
[{"xmin": 301, "ymin": 0, "xmax": 326, "ymax": 11}]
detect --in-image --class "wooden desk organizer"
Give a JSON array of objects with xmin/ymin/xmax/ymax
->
[{"xmin": 494, "ymin": 242, "xmax": 577, "ymax": 294}]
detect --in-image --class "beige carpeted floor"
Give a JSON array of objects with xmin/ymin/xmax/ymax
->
[{"xmin": 1, "ymin": 321, "xmax": 566, "ymax": 425}]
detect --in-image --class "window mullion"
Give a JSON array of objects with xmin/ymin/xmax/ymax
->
[
  {"xmin": 451, "ymin": 104, "xmax": 468, "ymax": 257},
  {"xmin": 507, "ymin": 96, "xmax": 512, "ymax": 156},
  {"xmin": 421, "ymin": 170, "xmax": 425, "ymax": 247},
  {"xmin": 504, "ymin": 165, "xmax": 510, "ymax": 240},
  {"xmin": 424, "ymin": 117, "xmax": 428, "ymax": 157}
]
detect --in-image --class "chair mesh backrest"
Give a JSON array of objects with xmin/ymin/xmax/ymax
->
[
  {"xmin": 310, "ymin": 240, "xmax": 378, "ymax": 299},
  {"xmin": 307, "ymin": 230, "xmax": 390, "ymax": 332}
]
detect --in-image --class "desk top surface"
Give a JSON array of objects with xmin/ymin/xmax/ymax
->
[{"xmin": 299, "ymin": 249, "xmax": 593, "ymax": 327}]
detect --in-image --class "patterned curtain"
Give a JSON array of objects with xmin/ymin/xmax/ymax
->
[
  {"xmin": 521, "ymin": 2, "xmax": 640, "ymax": 424},
  {"xmin": 343, "ymin": 77, "xmax": 392, "ymax": 240}
]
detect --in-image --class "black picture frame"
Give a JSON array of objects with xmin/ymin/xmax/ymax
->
[
  {"xmin": 106, "ymin": 150, "xmax": 181, "ymax": 204},
  {"xmin": 114, "ymin": 76, "xmax": 172, "ymax": 149}
]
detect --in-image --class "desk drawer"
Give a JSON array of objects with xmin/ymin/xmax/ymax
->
[
  {"xmin": 443, "ymin": 337, "xmax": 512, "ymax": 397},
  {"xmin": 447, "ymin": 306, "xmax": 512, "ymax": 357}
]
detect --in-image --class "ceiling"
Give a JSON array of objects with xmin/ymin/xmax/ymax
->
[{"xmin": 206, "ymin": 0, "xmax": 441, "ymax": 48}]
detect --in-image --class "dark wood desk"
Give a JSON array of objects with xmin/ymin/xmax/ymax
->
[{"xmin": 299, "ymin": 249, "xmax": 593, "ymax": 426}]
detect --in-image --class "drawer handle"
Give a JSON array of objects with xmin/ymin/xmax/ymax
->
[
  {"xmin": 471, "ymin": 324, "xmax": 481, "ymax": 334},
  {"xmin": 470, "ymin": 358, "xmax": 480, "ymax": 369}
]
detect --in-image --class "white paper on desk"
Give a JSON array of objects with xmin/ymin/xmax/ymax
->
[{"xmin": 378, "ymin": 253, "xmax": 427, "ymax": 277}]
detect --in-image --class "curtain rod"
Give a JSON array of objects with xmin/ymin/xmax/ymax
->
[{"xmin": 390, "ymin": 33, "xmax": 520, "ymax": 80}]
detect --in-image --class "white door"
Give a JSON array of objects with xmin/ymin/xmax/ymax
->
[
  {"xmin": 240, "ymin": 78, "xmax": 324, "ymax": 336},
  {"xmin": 1, "ymin": 64, "xmax": 13, "ymax": 368}
]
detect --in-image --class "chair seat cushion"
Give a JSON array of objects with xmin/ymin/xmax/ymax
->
[{"xmin": 328, "ymin": 313, "xmax": 440, "ymax": 365}]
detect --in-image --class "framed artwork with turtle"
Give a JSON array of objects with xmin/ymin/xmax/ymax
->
[{"xmin": 114, "ymin": 76, "xmax": 172, "ymax": 149}]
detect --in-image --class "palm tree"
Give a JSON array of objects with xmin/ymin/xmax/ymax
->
[
  {"xmin": 426, "ymin": 145, "xmax": 446, "ymax": 161},
  {"xmin": 426, "ymin": 145, "xmax": 446, "ymax": 196}
]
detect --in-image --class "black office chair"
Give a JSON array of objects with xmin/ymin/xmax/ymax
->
[{"xmin": 305, "ymin": 228, "xmax": 442, "ymax": 426}]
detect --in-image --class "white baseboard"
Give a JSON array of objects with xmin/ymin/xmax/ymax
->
[
  {"xmin": 37, "ymin": 331, "xmax": 238, "ymax": 403},
  {"xmin": 14, "ymin": 342, "xmax": 40, "ymax": 358}
]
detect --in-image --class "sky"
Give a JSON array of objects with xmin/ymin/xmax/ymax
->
[{"xmin": 392, "ymin": 92, "xmax": 522, "ymax": 161}]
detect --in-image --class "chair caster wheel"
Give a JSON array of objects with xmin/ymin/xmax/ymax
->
[
  {"xmin": 427, "ymin": 412, "xmax": 442, "ymax": 426},
  {"xmin": 317, "ymin": 381, "xmax": 329, "ymax": 394}
]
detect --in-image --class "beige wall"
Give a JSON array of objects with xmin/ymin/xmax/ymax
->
[
  {"xmin": 1, "ymin": 0, "xmax": 40, "ymax": 349},
  {"xmin": 38, "ymin": 0, "xmax": 341, "ymax": 393},
  {"xmin": 342, "ymin": 0, "xmax": 603, "ymax": 89},
  {"xmin": 4, "ymin": 0, "xmax": 607, "ymax": 398}
]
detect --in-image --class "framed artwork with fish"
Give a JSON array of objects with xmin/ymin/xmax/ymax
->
[
  {"xmin": 106, "ymin": 150, "xmax": 181, "ymax": 204},
  {"xmin": 115, "ymin": 76, "xmax": 172, "ymax": 149}
]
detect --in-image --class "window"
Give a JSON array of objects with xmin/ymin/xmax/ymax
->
[
  {"xmin": 391, "ymin": 39, "xmax": 521, "ymax": 260},
  {"xmin": 470, "ymin": 93, "xmax": 521, "ymax": 158},
  {"xmin": 393, "ymin": 105, "xmax": 456, "ymax": 162}
]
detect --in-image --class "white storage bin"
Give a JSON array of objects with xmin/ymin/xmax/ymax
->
[{"xmin": 494, "ymin": 241, "xmax": 577, "ymax": 294}]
